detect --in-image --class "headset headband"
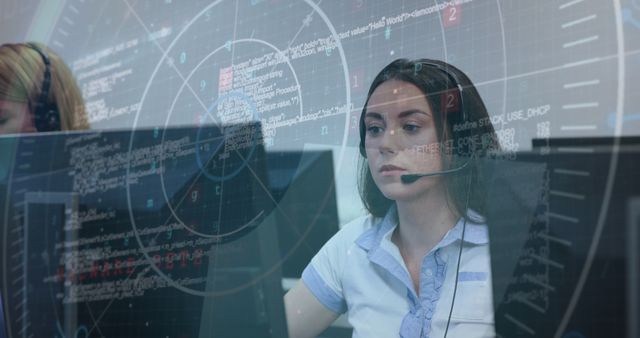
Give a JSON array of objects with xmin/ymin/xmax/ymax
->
[{"xmin": 25, "ymin": 43, "xmax": 60, "ymax": 132}]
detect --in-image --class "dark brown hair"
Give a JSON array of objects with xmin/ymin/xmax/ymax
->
[{"xmin": 357, "ymin": 58, "xmax": 499, "ymax": 221}]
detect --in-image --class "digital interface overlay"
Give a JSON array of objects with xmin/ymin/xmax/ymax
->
[{"xmin": 0, "ymin": 0, "xmax": 639, "ymax": 337}]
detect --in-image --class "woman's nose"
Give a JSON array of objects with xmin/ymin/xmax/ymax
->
[{"xmin": 379, "ymin": 128, "xmax": 400, "ymax": 154}]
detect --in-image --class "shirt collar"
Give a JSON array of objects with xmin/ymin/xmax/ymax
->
[{"xmin": 355, "ymin": 205, "xmax": 489, "ymax": 253}]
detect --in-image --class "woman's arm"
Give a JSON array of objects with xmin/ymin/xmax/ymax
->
[{"xmin": 284, "ymin": 280, "xmax": 339, "ymax": 338}]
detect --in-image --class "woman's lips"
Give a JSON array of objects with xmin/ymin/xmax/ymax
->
[{"xmin": 379, "ymin": 164, "xmax": 407, "ymax": 176}]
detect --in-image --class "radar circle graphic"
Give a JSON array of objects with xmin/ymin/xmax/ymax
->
[{"xmin": 125, "ymin": 0, "xmax": 351, "ymax": 297}]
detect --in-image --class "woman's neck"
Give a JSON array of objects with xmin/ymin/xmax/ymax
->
[{"xmin": 394, "ymin": 184, "xmax": 458, "ymax": 260}]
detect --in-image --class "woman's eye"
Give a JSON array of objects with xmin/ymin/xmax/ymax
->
[
  {"xmin": 403, "ymin": 124, "xmax": 420, "ymax": 132},
  {"xmin": 366, "ymin": 126, "xmax": 383, "ymax": 135}
]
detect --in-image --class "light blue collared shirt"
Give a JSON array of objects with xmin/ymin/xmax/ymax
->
[{"xmin": 302, "ymin": 206, "xmax": 495, "ymax": 338}]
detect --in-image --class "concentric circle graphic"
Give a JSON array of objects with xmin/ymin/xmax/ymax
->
[{"xmin": 125, "ymin": 0, "xmax": 351, "ymax": 297}]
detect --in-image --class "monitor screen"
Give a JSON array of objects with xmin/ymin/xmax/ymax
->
[
  {"xmin": 0, "ymin": 124, "xmax": 292, "ymax": 338},
  {"xmin": 486, "ymin": 139, "xmax": 640, "ymax": 338}
]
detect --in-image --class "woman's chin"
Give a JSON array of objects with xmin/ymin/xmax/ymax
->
[
  {"xmin": 378, "ymin": 179, "xmax": 441, "ymax": 202},
  {"xmin": 379, "ymin": 184, "xmax": 422, "ymax": 201}
]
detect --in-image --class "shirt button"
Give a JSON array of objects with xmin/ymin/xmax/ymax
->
[{"xmin": 425, "ymin": 269, "xmax": 433, "ymax": 277}]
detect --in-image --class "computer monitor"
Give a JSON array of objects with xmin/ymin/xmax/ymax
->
[
  {"xmin": 267, "ymin": 150, "xmax": 340, "ymax": 279},
  {"xmin": 627, "ymin": 197, "xmax": 640, "ymax": 338},
  {"xmin": 487, "ymin": 137, "xmax": 640, "ymax": 337},
  {"xmin": 0, "ymin": 138, "xmax": 15, "ymax": 338},
  {"xmin": 0, "ymin": 123, "xmax": 290, "ymax": 338}
]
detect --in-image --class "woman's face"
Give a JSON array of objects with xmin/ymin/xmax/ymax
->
[
  {"xmin": 364, "ymin": 80, "xmax": 444, "ymax": 201},
  {"xmin": 0, "ymin": 100, "xmax": 35, "ymax": 135}
]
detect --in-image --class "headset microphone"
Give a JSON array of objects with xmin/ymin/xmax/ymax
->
[{"xmin": 400, "ymin": 157, "xmax": 471, "ymax": 184}]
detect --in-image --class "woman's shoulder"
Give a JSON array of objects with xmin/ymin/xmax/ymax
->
[{"xmin": 325, "ymin": 213, "xmax": 377, "ymax": 248}]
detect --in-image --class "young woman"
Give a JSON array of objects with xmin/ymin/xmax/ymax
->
[
  {"xmin": 0, "ymin": 42, "xmax": 88, "ymax": 135},
  {"xmin": 285, "ymin": 58, "xmax": 500, "ymax": 338}
]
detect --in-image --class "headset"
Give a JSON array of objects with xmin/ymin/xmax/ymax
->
[
  {"xmin": 358, "ymin": 60, "xmax": 476, "ymax": 338},
  {"xmin": 358, "ymin": 60, "xmax": 474, "ymax": 183},
  {"xmin": 25, "ymin": 43, "xmax": 61, "ymax": 132}
]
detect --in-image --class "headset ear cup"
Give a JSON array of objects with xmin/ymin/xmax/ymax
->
[
  {"xmin": 45, "ymin": 108, "xmax": 61, "ymax": 131},
  {"xmin": 34, "ymin": 107, "xmax": 61, "ymax": 132},
  {"xmin": 24, "ymin": 43, "xmax": 62, "ymax": 132}
]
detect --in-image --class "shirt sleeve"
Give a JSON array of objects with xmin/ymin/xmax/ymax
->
[{"xmin": 301, "ymin": 227, "xmax": 349, "ymax": 314}]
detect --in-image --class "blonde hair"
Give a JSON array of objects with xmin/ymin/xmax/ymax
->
[{"xmin": 0, "ymin": 42, "xmax": 89, "ymax": 130}]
